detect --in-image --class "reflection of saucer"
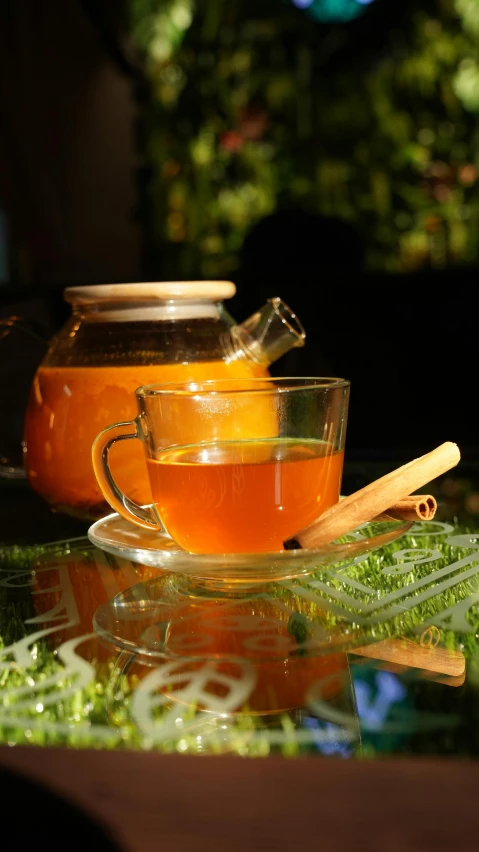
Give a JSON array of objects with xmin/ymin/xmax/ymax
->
[
  {"xmin": 88, "ymin": 511, "xmax": 411, "ymax": 585},
  {"xmin": 93, "ymin": 571, "xmax": 410, "ymax": 662}
]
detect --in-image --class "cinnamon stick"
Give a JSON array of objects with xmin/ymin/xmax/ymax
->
[
  {"xmin": 374, "ymin": 494, "xmax": 437, "ymax": 523},
  {"xmin": 284, "ymin": 441, "xmax": 460, "ymax": 550}
]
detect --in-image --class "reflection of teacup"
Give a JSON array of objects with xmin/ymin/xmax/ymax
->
[
  {"xmin": 107, "ymin": 647, "xmax": 359, "ymax": 758},
  {"xmin": 92, "ymin": 378, "xmax": 350, "ymax": 554},
  {"xmin": 163, "ymin": 656, "xmax": 350, "ymax": 716},
  {"xmin": 111, "ymin": 642, "xmax": 351, "ymax": 720}
]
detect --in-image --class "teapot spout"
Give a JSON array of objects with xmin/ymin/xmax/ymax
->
[{"xmin": 227, "ymin": 297, "xmax": 306, "ymax": 368}]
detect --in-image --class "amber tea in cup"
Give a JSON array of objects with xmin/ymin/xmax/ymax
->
[{"xmin": 92, "ymin": 378, "xmax": 350, "ymax": 554}]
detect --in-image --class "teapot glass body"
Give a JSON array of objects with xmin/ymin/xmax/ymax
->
[{"xmin": 23, "ymin": 282, "xmax": 305, "ymax": 520}]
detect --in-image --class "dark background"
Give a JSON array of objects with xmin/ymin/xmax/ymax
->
[{"xmin": 0, "ymin": 0, "xmax": 476, "ymax": 467}]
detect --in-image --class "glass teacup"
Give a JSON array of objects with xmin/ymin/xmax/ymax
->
[{"xmin": 92, "ymin": 377, "xmax": 350, "ymax": 554}]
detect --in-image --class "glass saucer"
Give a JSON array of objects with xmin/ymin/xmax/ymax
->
[{"xmin": 88, "ymin": 510, "xmax": 411, "ymax": 586}]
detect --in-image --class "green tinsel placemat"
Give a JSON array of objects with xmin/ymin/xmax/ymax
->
[{"xmin": 1, "ymin": 514, "xmax": 479, "ymax": 759}]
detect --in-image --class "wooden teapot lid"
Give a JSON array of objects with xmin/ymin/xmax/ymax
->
[{"xmin": 64, "ymin": 281, "xmax": 237, "ymax": 304}]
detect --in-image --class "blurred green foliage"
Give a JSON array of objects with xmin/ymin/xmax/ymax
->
[{"xmin": 128, "ymin": 0, "xmax": 479, "ymax": 276}]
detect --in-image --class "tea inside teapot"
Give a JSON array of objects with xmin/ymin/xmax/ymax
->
[{"xmin": 22, "ymin": 281, "xmax": 305, "ymax": 520}]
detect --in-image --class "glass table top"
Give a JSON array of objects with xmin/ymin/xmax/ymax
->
[{"xmin": 2, "ymin": 465, "xmax": 479, "ymax": 759}]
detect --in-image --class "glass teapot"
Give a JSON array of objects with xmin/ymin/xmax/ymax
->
[{"xmin": 21, "ymin": 281, "xmax": 305, "ymax": 520}]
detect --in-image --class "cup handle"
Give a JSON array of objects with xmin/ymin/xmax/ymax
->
[{"xmin": 91, "ymin": 419, "xmax": 163, "ymax": 531}]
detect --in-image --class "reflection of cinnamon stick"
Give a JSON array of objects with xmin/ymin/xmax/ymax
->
[
  {"xmin": 353, "ymin": 638, "xmax": 465, "ymax": 678},
  {"xmin": 375, "ymin": 494, "xmax": 437, "ymax": 523},
  {"xmin": 284, "ymin": 441, "xmax": 460, "ymax": 550}
]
